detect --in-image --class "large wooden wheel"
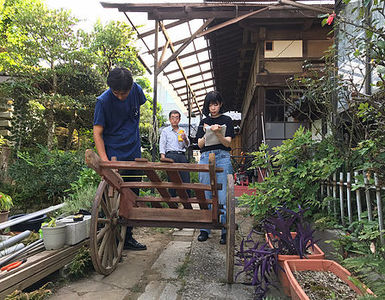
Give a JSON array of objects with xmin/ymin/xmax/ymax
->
[
  {"xmin": 90, "ymin": 180, "xmax": 127, "ymax": 275},
  {"xmin": 226, "ymin": 174, "xmax": 236, "ymax": 283}
]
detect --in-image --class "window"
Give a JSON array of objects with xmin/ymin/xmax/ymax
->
[
  {"xmin": 265, "ymin": 41, "xmax": 273, "ymax": 51},
  {"xmin": 264, "ymin": 40, "xmax": 303, "ymax": 58},
  {"xmin": 264, "ymin": 89, "xmax": 304, "ymax": 147}
]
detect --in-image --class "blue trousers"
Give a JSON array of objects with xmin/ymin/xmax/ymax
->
[{"xmin": 199, "ymin": 149, "xmax": 233, "ymax": 235}]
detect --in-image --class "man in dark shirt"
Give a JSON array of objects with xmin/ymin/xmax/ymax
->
[{"xmin": 93, "ymin": 67, "xmax": 146, "ymax": 250}]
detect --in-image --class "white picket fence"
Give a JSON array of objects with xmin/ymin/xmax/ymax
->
[{"xmin": 320, "ymin": 171, "xmax": 384, "ymax": 243}]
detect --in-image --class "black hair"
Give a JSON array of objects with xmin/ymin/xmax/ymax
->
[
  {"xmin": 202, "ymin": 91, "xmax": 225, "ymax": 117},
  {"xmin": 107, "ymin": 67, "xmax": 133, "ymax": 91},
  {"xmin": 169, "ymin": 110, "xmax": 181, "ymax": 118}
]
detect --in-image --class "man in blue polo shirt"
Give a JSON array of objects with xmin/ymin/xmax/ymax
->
[{"xmin": 93, "ymin": 67, "xmax": 146, "ymax": 251}]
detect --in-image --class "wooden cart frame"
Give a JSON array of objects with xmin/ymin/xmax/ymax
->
[{"xmin": 85, "ymin": 149, "xmax": 236, "ymax": 283}]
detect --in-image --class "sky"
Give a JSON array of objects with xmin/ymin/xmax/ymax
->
[{"xmin": 45, "ymin": 0, "xmax": 127, "ymax": 31}]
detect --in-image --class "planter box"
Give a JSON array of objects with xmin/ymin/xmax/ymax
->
[
  {"xmin": 59, "ymin": 215, "xmax": 91, "ymax": 246},
  {"xmin": 284, "ymin": 259, "xmax": 374, "ymax": 300},
  {"xmin": 265, "ymin": 232, "xmax": 325, "ymax": 295}
]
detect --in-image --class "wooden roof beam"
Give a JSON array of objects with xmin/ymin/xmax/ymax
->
[
  {"xmin": 196, "ymin": 6, "xmax": 273, "ymax": 38},
  {"xmin": 178, "ymin": 84, "xmax": 215, "ymax": 97},
  {"xmin": 157, "ymin": 19, "xmax": 213, "ymax": 74},
  {"xmin": 164, "ymin": 59, "xmax": 211, "ymax": 76},
  {"xmin": 148, "ymin": 37, "xmax": 189, "ymax": 55},
  {"xmin": 173, "ymin": 77, "xmax": 215, "ymax": 91},
  {"xmin": 157, "ymin": 21, "xmax": 214, "ymax": 115},
  {"xmin": 279, "ymin": 0, "xmax": 333, "ymax": 14},
  {"xmin": 169, "ymin": 69, "xmax": 213, "ymax": 84},
  {"xmin": 138, "ymin": 19, "xmax": 188, "ymax": 39}
]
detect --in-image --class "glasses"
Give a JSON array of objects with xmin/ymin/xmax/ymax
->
[{"xmin": 170, "ymin": 116, "xmax": 180, "ymax": 120}]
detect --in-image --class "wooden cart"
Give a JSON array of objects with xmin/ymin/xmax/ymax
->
[{"xmin": 85, "ymin": 149, "xmax": 236, "ymax": 283}]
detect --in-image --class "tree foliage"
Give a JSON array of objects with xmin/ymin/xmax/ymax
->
[
  {"xmin": 89, "ymin": 20, "xmax": 145, "ymax": 77},
  {"xmin": 0, "ymin": 0, "xmax": 154, "ymax": 152}
]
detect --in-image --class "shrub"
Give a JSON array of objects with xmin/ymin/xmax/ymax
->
[
  {"xmin": 8, "ymin": 146, "xmax": 84, "ymax": 209},
  {"xmin": 240, "ymin": 127, "xmax": 342, "ymax": 221}
]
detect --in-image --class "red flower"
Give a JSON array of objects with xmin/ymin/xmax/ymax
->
[{"xmin": 327, "ymin": 13, "xmax": 336, "ymax": 25}]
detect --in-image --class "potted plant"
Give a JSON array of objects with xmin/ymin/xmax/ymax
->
[
  {"xmin": 0, "ymin": 192, "xmax": 13, "ymax": 223},
  {"xmin": 41, "ymin": 217, "xmax": 67, "ymax": 250},
  {"xmin": 264, "ymin": 206, "xmax": 325, "ymax": 295},
  {"xmin": 284, "ymin": 259, "xmax": 375, "ymax": 300}
]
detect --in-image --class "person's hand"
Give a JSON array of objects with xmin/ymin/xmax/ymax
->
[
  {"xmin": 181, "ymin": 132, "xmax": 187, "ymax": 141},
  {"xmin": 211, "ymin": 124, "xmax": 222, "ymax": 136}
]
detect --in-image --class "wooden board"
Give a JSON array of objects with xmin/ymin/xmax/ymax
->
[
  {"xmin": 0, "ymin": 241, "xmax": 88, "ymax": 298},
  {"xmin": 124, "ymin": 207, "xmax": 213, "ymax": 223}
]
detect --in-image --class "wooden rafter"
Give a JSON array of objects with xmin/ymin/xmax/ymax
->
[
  {"xmin": 157, "ymin": 20, "xmax": 213, "ymax": 115},
  {"xmin": 174, "ymin": 77, "xmax": 214, "ymax": 91},
  {"xmin": 164, "ymin": 59, "xmax": 211, "ymax": 76},
  {"xmin": 148, "ymin": 37, "xmax": 189, "ymax": 55},
  {"xmin": 138, "ymin": 19, "xmax": 188, "ymax": 39},
  {"xmin": 196, "ymin": 6, "xmax": 273, "ymax": 38},
  {"xmin": 168, "ymin": 69, "xmax": 212, "ymax": 84},
  {"xmin": 157, "ymin": 18, "xmax": 213, "ymax": 74},
  {"xmin": 178, "ymin": 84, "xmax": 215, "ymax": 97}
]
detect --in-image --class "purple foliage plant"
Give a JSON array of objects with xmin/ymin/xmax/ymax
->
[
  {"xmin": 264, "ymin": 206, "xmax": 317, "ymax": 258},
  {"xmin": 235, "ymin": 229, "xmax": 280, "ymax": 299}
]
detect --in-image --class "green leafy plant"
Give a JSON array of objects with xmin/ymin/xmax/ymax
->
[
  {"xmin": 61, "ymin": 184, "xmax": 97, "ymax": 215},
  {"xmin": 240, "ymin": 128, "xmax": 342, "ymax": 221},
  {"xmin": 67, "ymin": 246, "xmax": 94, "ymax": 280},
  {"xmin": 41, "ymin": 217, "xmax": 57, "ymax": 228},
  {"xmin": 0, "ymin": 192, "xmax": 13, "ymax": 211},
  {"xmin": 8, "ymin": 146, "xmax": 84, "ymax": 208}
]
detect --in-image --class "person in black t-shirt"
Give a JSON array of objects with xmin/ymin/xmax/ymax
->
[{"xmin": 196, "ymin": 91, "xmax": 234, "ymax": 244}]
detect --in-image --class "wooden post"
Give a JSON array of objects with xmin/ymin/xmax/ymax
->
[
  {"xmin": 327, "ymin": 178, "xmax": 331, "ymax": 214},
  {"xmin": 354, "ymin": 171, "xmax": 362, "ymax": 221},
  {"xmin": 152, "ymin": 19, "xmax": 159, "ymax": 162},
  {"xmin": 346, "ymin": 172, "xmax": 352, "ymax": 224},
  {"xmin": 374, "ymin": 173, "xmax": 384, "ymax": 244},
  {"xmin": 339, "ymin": 172, "xmax": 345, "ymax": 226},
  {"xmin": 320, "ymin": 182, "xmax": 324, "ymax": 210},
  {"xmin": 364, "ymin": 171, "xmax": 373, "ymax": 221},
  {"xmin": 332, "ymin": 173, "xmax": 337, "ymax": 218}
]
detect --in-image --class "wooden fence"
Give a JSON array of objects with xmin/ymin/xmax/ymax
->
[{"xmin": 320, "ymin": 171, "xmax": 384, "ymax": 243}]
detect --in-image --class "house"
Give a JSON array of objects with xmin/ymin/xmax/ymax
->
[{"xmin": 101, "ymin": 0, "xmax": 334, "ymax": 154}]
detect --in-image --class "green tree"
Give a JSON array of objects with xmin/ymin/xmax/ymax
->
[
  {"xmin": 0, "ymin": 0, "xmax": 92, "ymax": 149},
  {"xmin": 89, "ymin": 20, "xmax": 145, "ymax": 77}
]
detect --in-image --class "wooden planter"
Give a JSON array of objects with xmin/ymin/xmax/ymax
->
[
  {"xmin": 265, "ymin": 232, "xmax": 325, "ymax": 295},
  {"xmin": 284, "ymin": 259, "xmax": 375, "ymax": 300}
]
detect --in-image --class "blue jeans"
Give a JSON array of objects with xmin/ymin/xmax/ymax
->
[{"xmin": 199, "ymin": 149, "xmax": 233, "ymax": 235}]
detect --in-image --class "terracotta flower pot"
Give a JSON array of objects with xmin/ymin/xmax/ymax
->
[
  {"xmin": 0, "ymin": 211, "xmax": 9, "ymax": 223},
  {"xmin": 284, "ymin": 259, "xmax": 375, "ymax": 300},
  {"xmin": 265, "ymin": 232, "xmax": 325, "ymax": 295}
]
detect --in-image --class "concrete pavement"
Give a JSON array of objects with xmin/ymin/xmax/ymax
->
[{"xmin": 48, "ymin": 209, "xmax": 291, "ymax": 300}]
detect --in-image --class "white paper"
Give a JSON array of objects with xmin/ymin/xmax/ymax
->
[{"xmin": 204, "ymin": 125, "xmax": 226, "ymax": 146}]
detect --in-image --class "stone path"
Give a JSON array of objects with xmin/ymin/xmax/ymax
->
[{"xmin": 48, "ymin": 209, "xmax": 293, "ymax": 300}]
